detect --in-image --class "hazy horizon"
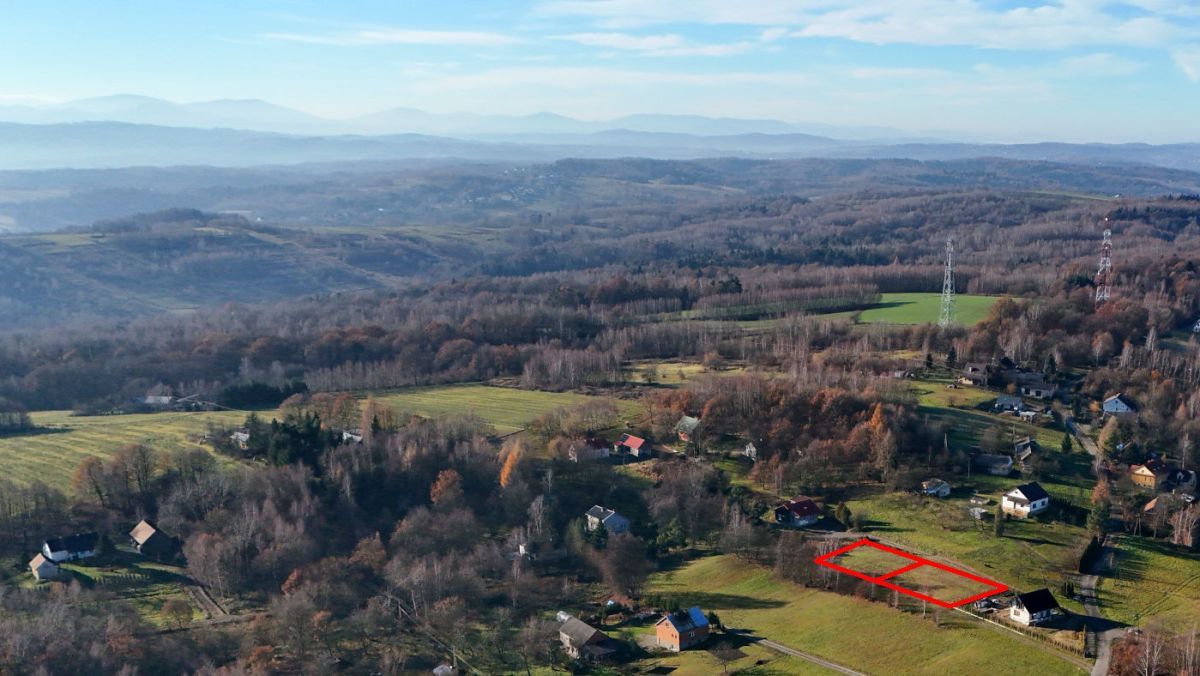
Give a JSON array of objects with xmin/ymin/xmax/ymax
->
[{"xmin": 3, "ymin": 1, "xmax": 1199, "ymax": 144}]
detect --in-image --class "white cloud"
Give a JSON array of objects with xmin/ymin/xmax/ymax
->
[
  {"xmin": 554, "ymin": 32, "xmax": 754, "ymax": 56},
  {"xmin": 1174, "ymin": 45, "xmax": 1200, "ymax": 81},
  {"xmin": 264, "ymin": 28, "xmax": 521, "ymax": 47},
  {"xmin": 1058, "ymin": 53, "xmax": 1142, "ymax": 76},
  {"xmin": 539, "ymin": 0, "xmax": 1194, "ymax": 50}
]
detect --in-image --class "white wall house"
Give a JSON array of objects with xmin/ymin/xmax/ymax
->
[{"xmin": 1001, "ymin": 482, "xmax": 1051, "ymax": 518}]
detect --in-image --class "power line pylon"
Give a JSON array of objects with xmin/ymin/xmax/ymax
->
[
  {"xmin": 1095, "ymin": 224, "xmax": 1112, "ymax": 308},
  {"xmin": 938, "ymin": 238, "xmax": 955, "ymax": 328}
]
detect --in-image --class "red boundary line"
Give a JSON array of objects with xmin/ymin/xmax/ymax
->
[{"xmin": 813, "ymin": 538, "xmax": 1008, "ymax": 609}]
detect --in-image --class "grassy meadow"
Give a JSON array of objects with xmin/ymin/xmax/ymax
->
[
  {"xmin": 1097, "ymin": 536, "xmax": 1200, "ymax": 632},
  {"xmin": 822, "ymin": 293, "xmax": 1001, "ymax": 327},
  {"xmin": 0, "ymin": 384, "xmax": 643, "ymax": 490},
  {"xmin": 0, "ymin": 410, "xmax": 247, "ymax": 491},
  {"xmin": 372, "ymin": 384, "xmax": 643, "ymax": 434},
  {"xmin": 642, "ymin": 555, "xmax": 1085, "ymax": 676}
]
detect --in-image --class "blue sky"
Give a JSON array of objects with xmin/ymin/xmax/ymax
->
[{"xmin": 2, "ymin": 0, "xmax": 1199, "ymax": 141}]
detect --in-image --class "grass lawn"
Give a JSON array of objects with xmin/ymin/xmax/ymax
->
[
  {"xmin": 859, "ymin": 293, "xmax": 1001, "ymax": 326},
  {"xmin": 1097, "ymin": 535, "xmax": 1200, "ymax": 632},
  {"xmin": 372, "ymin": 384, "xmax": 643, "ymax": 434},
  {"xmin": 0, "ymin": 409, "xmax": 248, "ymax": 491},
  {"xmin": 631, "ymin": 641, "xmax": 830, "ymax": 676},
  {"xmin": 827, "ymin": 541, "xmax": 917, "ymax": 577},
  {"xmin": 846, "ymin": 491, "xmax": 1089, "ymax": 615},
  {"xmin": 887, "ymin": 563, "xmax": 1001, "ymax": 606},
  {"xmin": 624, "ymin": 360, "xmax": 710, "ymax": 386},
  {"xmin": 50, "ymin": 551, "xmax": 199, "ymax": 629},
  {"xmin": 644, "ymin": 554, "xmax": 1084, "ymax": 675}
]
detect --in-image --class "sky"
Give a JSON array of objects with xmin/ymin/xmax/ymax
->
[{"xmin": 1, "ymin": 0, "xmax": 1199, "ymax": 142}]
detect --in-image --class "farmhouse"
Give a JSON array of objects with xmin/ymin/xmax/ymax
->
[
  {"xmin": 1013, "ymin": 372, "xmax": 1056, "ymax": 399},
  {"xmin": 972, "ymin": 453, "xmax": 1014, "ymax": 476},
  {"xmin": 28, "ymin": 553, "xmax": 59, "ymax": 581},
  {"xmin": 1014, "ymin": 438, "xmax": 1036, "ymax": 467},
  {"xmin": 129, "ymin": 520, "xmax": 174, "ymax": 558},
  {"xmin": 1103, "ymin": 394, "xmax": 1135, "ymax": 417},
  {"xmin": 961, "ymin": 363, "xmax": 989, "ymax": 386},
  {"xmin": 994, "ymin": 394, "xmax": 1024, "ymax": 412},
  {"xmin": 921, "ymin": 478, "xmax": 952, "ymax": 497},
  {"xmin": 675, "ymin": 416, "xmax": 700, "ymax": 442},
  {"xmin": 42, "ymin": 532, "xmax": 99, "ymax": 563},
  {"xmin": 568, "ymin": 437, "xmax": 610, "ymax": 463},
  {"xmin": 585, "ymin": 505, "xmax": 630, "ymax": 535},
  {"xmin": 614, "ymin": 433, "xmax": 650, "ymax": 458},
  {"xmin": 655, "ymin": 607, "xmax": 710, "ymax": 652},
  {"xmin": 774, "ymin": 497, "xmax": 822, "ymax": 527},
  {"xmin": 1010, "ymin": 588, "xmax": 1062, "ymax": 626},
  {"xmin": 1130, "ymin": 458, "xmax": 1170, "ymax": 490},
  {"xmin": 230, "ymin": 429, "xmax": 250, "ymax": 449},
  {"xmin": 558, "ymin": 615, "xmax": 617, "ymax": 660},
  {"xmin": 1001, "ymin": 481, "xmax": 1051, "ymax": 518}
]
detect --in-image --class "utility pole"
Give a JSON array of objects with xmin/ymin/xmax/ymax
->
[
  {"xmin": 1095, "ymin": 224, "xmax": 1113, "ymax": 308},
  {"xmin": 938, "ymin": 238, "xmax": 955, "ymax": 328}
]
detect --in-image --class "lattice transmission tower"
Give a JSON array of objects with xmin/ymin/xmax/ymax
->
[
  {"xmin": 938, "ymin": 238, "xmax": 955, "ymax": 328},
  {"xmin": 1095, "ymin": 224, "xmax": 1113, "ymax": 308}
]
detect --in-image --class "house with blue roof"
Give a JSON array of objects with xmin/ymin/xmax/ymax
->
[{"xmin": 655, "ymin": 606, "xmax": 710, "ymax": 651}]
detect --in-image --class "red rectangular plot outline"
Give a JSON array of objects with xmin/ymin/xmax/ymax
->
[{"xmin": 813, "ymin": 538, "xmax": 1008, "ymax": 609}]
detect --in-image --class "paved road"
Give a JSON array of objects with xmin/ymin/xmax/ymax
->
[
  {"xmin": 1080, "ymin": 535, "xmax": 1126, "ymax": 676},
  {"xmin": 1067, "ymin": 416, "xmax": 1127, "ymax": 676}
]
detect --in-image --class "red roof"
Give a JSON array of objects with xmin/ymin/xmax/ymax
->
[
  {"xmin": 618, "ymin": 434, "xmax": 645, "ymax": 450},
  {"xmin": 782, "ymin": 497, "xmax": 821, "ymax": 518}
]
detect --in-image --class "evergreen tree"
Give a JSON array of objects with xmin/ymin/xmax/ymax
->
[
  {"xmin": 945, "ymin": 346, "xmax": 958, "ymax": 370},
  {"xmin": 1061, "ymin": 433, "xmax": 1073, "ymax": 454},
  {"xmin": 925, "ymin": 352, "xmax": 934, "ymax": 369},
  {"xmin": 993, "ymin": 512, "xmax": 1005, "ymax": 538}
]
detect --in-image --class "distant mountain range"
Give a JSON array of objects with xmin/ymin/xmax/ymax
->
[
  {"xmin": 0, "ymin": 119, "xmax": 1198, "ymax": 174},
  {"xmin": 0, "ymin": 95, "xmax": 1197, "ymax": 173},
  {"xmin": 0, "ymin": 94, "xmax": 917, "ymax": 139}
]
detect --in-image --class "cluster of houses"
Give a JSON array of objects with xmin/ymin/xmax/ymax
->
[
  {"xmin": 27, "ymin": 520, "xmax": 174, "ymax": 581},
  {"xmin": 556, "ymin": 605, "xmax": 711, "ymax": 661},
  {"xmin": 960, "ymin": 360, "xmax": 1059, "ymax": 401}
]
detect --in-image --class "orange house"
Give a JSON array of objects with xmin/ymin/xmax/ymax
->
[
  {"xmin": 655, "ymin": 607, "xmax": 710, "ymax": 652},
  {"xmin": 1130, "ymin": 460, "xmax": 1169, "ymax": 490}
]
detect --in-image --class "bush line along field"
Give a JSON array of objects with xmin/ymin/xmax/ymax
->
[{"xmin": 0, "ymin": 384, "xmax": 639, "ymax": 490}]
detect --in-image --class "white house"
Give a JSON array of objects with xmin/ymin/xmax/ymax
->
[
  {"xmin": 1103, "ymin": 394, "xmax": 1135, "ymax": 417},
  {"xmin": 1010, "ymin": 589, "xmax": 1061, "ymax": 625},
  {"xmin": 1001, "ymin": 482, "xmax": 1051, "ymax": 518},
  {"xmin": 921, "ymin": 478, "xmax": 952, "ymax": 498},
  {"xmin": 42, "ymin": 533, "xmax": 99, "ymax": 563},
  {"xmin": 585, "ymin": 505, "xmax": 630, "ymax": 535},
  {"xmin": 743, "ymin": 442, "xmax": 758, "ymax": 461}
]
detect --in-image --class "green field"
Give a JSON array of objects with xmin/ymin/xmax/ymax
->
[
  {"xmin": 0, "ymin": 384, "xmax": 641, "ymax": 491},
  {"xmin": 373, "ymin": 384, "xmax": 643, "ymax": 434},
  {"xmin": 1097, "ymin": 536, "xmax": 1200, "ymax": 631},
  {"xmin": 645, "ymin": 555, "xmax": 1084, "ymax": 675},
  {"xmin": 0, "ymin": 409, "xmax": 247, "ymax": 491},
  {"xmin": 824, "ymin": 293, "xmax": 1001, "ymax": 327},
  {"xmin": 846, "ymin": 492, "xmax": 1089, "ymax": 615}
]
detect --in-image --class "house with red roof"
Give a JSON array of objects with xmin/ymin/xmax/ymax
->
[
  {"xmin": 774, "ymin": 497, "xmax": 822, "ymax": 527},
  {"xmin": 614, "ymin": 433, "xmax": 651, "ymax": 458}
]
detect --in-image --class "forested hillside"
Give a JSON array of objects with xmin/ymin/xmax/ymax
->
[{"xmin": 2, "ymin": 157, "xmax": 1200, "ymax": 328}]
